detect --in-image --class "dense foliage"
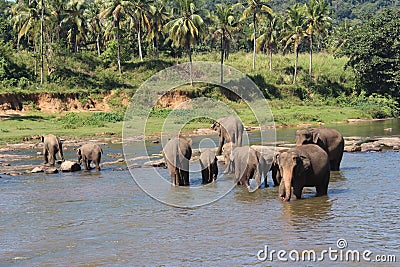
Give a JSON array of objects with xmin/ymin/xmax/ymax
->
[
  {"xmin": 335, "ymin": 9, "xmax": 400, "ymax": 99},
  {"xmin": 0, "ymin": 0, "xmax": 398, "ymax": 117}
]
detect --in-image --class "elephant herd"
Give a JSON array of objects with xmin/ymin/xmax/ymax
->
[
  {"xmin": 163, "ymin": 116, "xmax": 345, "ymax": 201},
  {"xmin": 41, "ymin": 134, "xmax": 103, "ymax": 171}
]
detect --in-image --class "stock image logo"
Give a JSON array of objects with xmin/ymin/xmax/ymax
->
[
  {"xmin": 257, "ymin": 238, "xmax": 397, "ymax": 263},
  {"xmin": 122, "ymin": 61, "xmax": 275, "ymax": 208}
]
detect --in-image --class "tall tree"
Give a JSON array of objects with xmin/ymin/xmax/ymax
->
[
  {"xmin": 210, "ymin": 3, "xmax": 239, "ymax": 83},
  {"xmin": 164, "ymin": 0, "xmax": 204, "ymax": 86},
  {"xmin": 239, "ymin": 0, "xmax": 273, "ymax": 70},
  {"xmin": 61, "ymin": 0, "xmax": 88, "ymax": 53},
  {"xmin": 99, "ymin": 0, "xmax": 132, "ymax": 73},
  {"xmin": 147, "ymin": 0, "xmax": 170, "ymax": 56},
  {"xmin": 256, "ymin": 13, "xmax": 280, "ymax": 71},
  {"xmin": 305, "ymin": 0, "xmax": 331, "ymax": 76},
  {"xmin": 85, "ymin": 1, "xmax": 103, "ymax": 56},
  {"xmin": 283, "ymin": 3, "xmax": 307, "ymax": 84},
  {"xmin": 130, "ymin": 0, "xmax": 154, "ymax": 61}
]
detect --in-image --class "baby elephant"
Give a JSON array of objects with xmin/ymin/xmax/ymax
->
[
  {"xmin": 77, "ymin": 143, "xmax": 103, "ymax": 171},
  {"xmin": 42, "ymin": 134, "xmax": 64, "ymax": 166},
  {"xmin": 228, "ymin": 146, "xmax": 267, "ymax": 191},
  {"xmin": 199, "ymin": 149, "xmax": 218, "ymax": 184}
]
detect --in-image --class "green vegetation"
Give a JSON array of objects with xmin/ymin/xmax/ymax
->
[{"xmin": 0, "ymin": 0, "xmax": 398, "ymax": 145}]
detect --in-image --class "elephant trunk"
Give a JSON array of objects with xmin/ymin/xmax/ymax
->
[{"xmin": 280, "ymin": 170, "xmax": 293, "ymax": 201}]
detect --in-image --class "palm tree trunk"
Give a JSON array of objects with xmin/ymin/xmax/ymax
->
[
  {"xmin": 293, "ymin": 42, "xmax": 298, "ymax": 84},
  {"xmin": 309, "ymin": 34, "xmax": 313, "ymax": 76},
  {"xmin": 269, "ymin": 48, "xmax": 272, "ymax": 71},
  {"xmin": 188, "ymin": 45, "xmax": 193, "ymax": 87},
  {"xmin": 252, "ymin": 13, "xmax": 256, "ymax": 70},
  {"xmin": 138, "ymin": 24, "xmax": 143, "ymax": 61},
  {"xmin": 220, "ymin": 34, "xmax": 224, "ymax": 84},
  {"xmin": 116, "ymin": 18, "xmax": 121, "ymax": 74},
  {"xmin": 96, "ymin": 34, "xmax": 101, "ymax": 56},
  {"xmin": 40, "ymin": 0, "xmax": 45, "ymax": 84}
]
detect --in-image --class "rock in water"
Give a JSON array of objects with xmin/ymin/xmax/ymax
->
[
  {"xmin": 31, "ymin": 166, "xmax": 45, "ymax": 173},
  {"xmin": 45, "ymin": 168, "xmax": 59, "ymax": 174},
  {"xmin": 61, "ymin": 161, "xmax": 81, "ymax": 172}
]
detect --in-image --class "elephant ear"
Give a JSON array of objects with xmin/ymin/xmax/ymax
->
[
  {"xmin": 312, "ymin": 131, "xmax": 320, "ymax": 144},
  {"xmin": 300, "ymin": 155, "xmax": 311, "ymax": 171}
]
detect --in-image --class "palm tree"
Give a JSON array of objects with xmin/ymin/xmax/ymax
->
[
  {"xmin": 85, "ymin": 1, "xmax": 103, "ymax": 56},
  {"xmin": 256, "ymin": 13, "xmax": 280, "ymax": 71},
  {"xmin": 305, "ymin": 0, "xmax": 331, "ymax": 76},
  {"xmin": 99, "ymin": 0, "xmax": 132, "ymax": 73},
  {"xmin": 283, "ymin": 3, "xmax": 307, "ymax": 84},
  {"xmin": 130, "ymin": 0, "xmax": 154, "ymax": 61},
  {"xmin": 210, "ymin": 3, "xmax": 239, "ymax": 83},
  {"xmin": 10, "ymin": 0, "xmax": 43, "ymax": 81},
  {"xmin": 61, "ymin": 0, "xmax": 87, "ymax": 53},
  {"xmin": 239, "ymin": 0, "xmax": 273, "ymax": 70},
  {"xmin": 147, "ymin": 0, "xmax": 170, "ymax": 56},
  {"xmin": 164, "ymin": 0, "xmax": 204, "ymax": 86}
]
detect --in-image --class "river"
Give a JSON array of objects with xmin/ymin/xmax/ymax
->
[{"xmin": 0, "ymin": 119, "xmax": 399, "ymax": 266}]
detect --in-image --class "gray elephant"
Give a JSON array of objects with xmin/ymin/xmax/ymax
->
[
  {"xmin": 228, "ymin": 146, "xmax": 267, "ymax": 191},
  {"xmin": 270, "ymin": 152, "xmax": 282, "ymax": 187},
  {"xmin": 162, "ymin": 136, "xmax": 192, "ymax": 186},
  {"xmin": 295, "ymin": 128, "xmax": 344, "ymax": 171},
  {"xmin": 211, "ymin": 116, "xmax": 244, "ymax": 156},
  {"xmin": 77, "ymin": 143, "xmax": 103, "ymax": 171},
  {"xmin": 41, "ymin": 134, "xmax": 64, "ymax": 166},
  {"xmin": 199, "ymin": 149, "xmax": 218, "ymax": 184},
  {"xmin": 278, "ymin": 144, "xmax": 330, "ymax": 201}
]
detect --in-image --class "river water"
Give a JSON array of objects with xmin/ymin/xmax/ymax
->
[{"xmin": 0, "ymin": 119, "xmax": 399, "ymax": 266}]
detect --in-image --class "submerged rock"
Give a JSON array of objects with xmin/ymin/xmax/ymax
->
[
  {"xmin": 31, "ymin": 166, "xmax": 45, "ymax": 173},
  {"xmin": 45, "ymin": 168, "xmax": 59, "ymax": 174},
  {"xmin": 60, "ymin": 161, "xmax": 81, "ymax": 172}
]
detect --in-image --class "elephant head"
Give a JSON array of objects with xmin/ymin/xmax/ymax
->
[
  {"xmin": 278, "ymin": 150, "xmax": 311, "ymax": 201},
  {"xmin": 295, "ymin": 129, "xmax": 320, "ymax": 146}
]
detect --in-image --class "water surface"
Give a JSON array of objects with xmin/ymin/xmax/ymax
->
[{"xmin": 0, "ymin": 119, "xmax": 399, "ymax": 266}]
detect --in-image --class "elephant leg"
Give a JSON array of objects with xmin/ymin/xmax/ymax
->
[
  {"xmin": 49, "ymin": 151, "xmax": 56, "ymax": 166},
  {"xmin": 83, "ymin": 158, "xmax": 90, "ymax": 170},
  {"xmin": 293, "ymin": 186, "xmax": 303, "ymax": 199},
  {"xmin": 94, "ymin": 161, "xmax": 101, "ymax": 171},
  {"xmin": 316, "ymin": 176, "xmax": 329, "ymax": 196},
  {"xmin": 216, "ymin": 136, "xmax": 224, "ymax": 156},
  {"xmin": 58, "ymin": 145, "xmax": 65, "ymax": 162},
  {"xmin": 43, "ymin": 148, "xmax": 49, "ymax": 164},
  {"xmin": 330, "ymin": 159, "xmax": 340, "ymax": 171}
]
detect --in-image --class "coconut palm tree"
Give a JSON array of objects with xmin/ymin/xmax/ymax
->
[
  {"xmin": 239, "ymin": 0, "xmax": 273, "ymax": 70},
  {"xmin": 164, "ymin": 0, "xmax": 204, "ymax": 86},
  {"xmin": 129, "ymin": 0, "xmax": 154, "ymax": 61},
  {"xmin": 147, "ymin": 0, "xmax": 170, "ymax": 56},
  {"xmin": 61, "ymin": 0, "xmax": 88, "ymax": 53},
  {"xmin": 85, "ymin": 1, "xmax": 103, "ymax": 56},
  {"xmin": 283, "ymin": 3, "xmax": 307, "ymax": 84},
  {"xmin": 99, "ymin": 0, "xmax": 132, "ymax": 73},
  {"xmin": 210, "ymin": 3, "xmax": 239, "ymax": 83},
  {"xmin": 256, "ymin": 13, "xmax": 281, "ymax": 71},
  {"xmin": 305, "ymin": 0, "xmax": 331, "ymax": 76}
]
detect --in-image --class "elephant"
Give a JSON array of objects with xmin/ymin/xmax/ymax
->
[
  {"xmin": 221, "ymin": 142, "xmax": 234, "ymax": 173},
  {"xmin": 77, "ymin": 143, "xmax": 103, "ymax": 171},
  {"xmin": 295, "ymin": 128, "xmax": 344, "ymax": 171},
  {"xmin": 270, "ymin": 151, "xmax": 282, "ymax": 187},
  {"xmin": 278, "ymin": 144, "xmax": 330, "ymax": 201},
  {"xmin": 162, "ymin": 136, "xmax": 192, "ymax": 186},
  {"xmin": 199, "ymin": 149, "xmax": 218, "ymax": 184},
  {"xmin": 41, "ymin": 134, "xmax": 64, "ymax": 166},
  {"xmin": 227, "ymin": 146, "xmax": 267, "ymax": 191},
  {"xmin": 211, "ymin": 116, "xmax": 244, "ymax": 156}
]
